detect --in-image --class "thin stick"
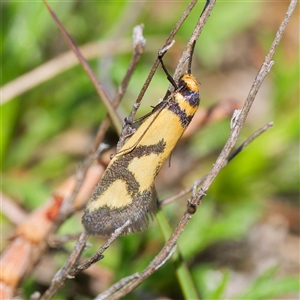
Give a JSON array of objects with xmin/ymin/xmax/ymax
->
[
  {"xmin": 160, "ymin": 179, "xmax": 204, "ymax": 207},
  {"xmin": 39, "ymin": 221, "xmax": 131, "ymax": 300},
  {"xmin": 93, "ymin": 25, "xmax": 146, "ymax": 153},
  {"xmin": 0, "ymin": 39, "xmax": 131, "ymax": 104},
  {"xmin": 95, "ymin": 273, "xmax": 139, "ymax": 300},
  {"xmin": 71, "ymin": 220, "xmax": 131, "ymax": 274},
  {"xmin": 105, "ymin": 212, "xmax": 192, "ymax": 300},
  {"xmin": 196, "ymin": 0, "xmax": 297, "ymax": 200},
  {"xmin": 126, "ymin": 0, "xmax": 198, "ymax": 124},
  {"xmin": 172, "ymin": 0, "xmax": 214, "ymax": 85},
  {"xmin": 226, "ymin": 121, "xmax": 274, "ymax": 163},
  {"xmin": 43, "ymin": 0, "xmax": 122, "ymax": 134},
  {"xmin": 160, "ymin": 121, "xmax": 274, "ymax": 207},
  {"xmin": 48, "ymin": 233, "xmax": 82, "ymax": 247},
  {"xmin": 55, "ymin": 143, "xmax": 108, "ymax": 226},
  {"xmin": 40, "ymin": 231, "xmax": 89, "ymax": 300}
]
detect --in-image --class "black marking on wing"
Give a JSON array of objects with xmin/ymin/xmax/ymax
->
[{"xmin": 82, "ymin": 140, "xmax": 166, "ymax": 236}]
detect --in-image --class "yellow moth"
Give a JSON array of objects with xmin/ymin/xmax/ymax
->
[{"xmin": 82, "ymin": 42, "xmax": 200, "ymax": 236}]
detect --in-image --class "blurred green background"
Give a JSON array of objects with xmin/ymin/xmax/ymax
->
[{"xmin": 1, "ymin": 1, "xmax": 299, "ymax": 299}]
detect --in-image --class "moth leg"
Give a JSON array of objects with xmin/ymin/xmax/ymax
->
[{"xmin": 158, "ymin": 52, "xmax": 178, "ymax": 90}]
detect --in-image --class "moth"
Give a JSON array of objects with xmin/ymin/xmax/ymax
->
[{"xmin": 82, "ymin": 42, "xmax": 200, "ymax": 236}]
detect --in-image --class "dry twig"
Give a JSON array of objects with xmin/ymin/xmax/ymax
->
[
  {"xmin": 160, "ymin": 121, "xmax": 274, "ymax": 207},
  {"xmin": 123, "ymin": 0, "xmax": 199, "ymax": 128},
  {"xmin": 40, "ymin": 221, "xmax": 131, "ymax": 300},
  {"xmin": 0, "ymin": 165, "xmax": 104, "ymax": 299}
]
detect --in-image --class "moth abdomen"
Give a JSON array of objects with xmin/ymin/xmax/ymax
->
[{"xmin": 82, "ymin": 188, "xmax": 158, "ymax": 236}]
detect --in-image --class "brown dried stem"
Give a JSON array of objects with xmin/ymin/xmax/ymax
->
[
  {"xmin": 40, "ymin": 231, "xmax": 89, "ymax": 300},
  {"xmin": 70, "ymin": 220, "xmax": 131, "ymax": 275},
  {"xmin": 43, "ymin": 1, "xmax": 122, "ymax": 133},
  {"xmin": 95, "ymin": 273, "xmax": 139, "ymax": 300},
  {"xmin": 160, "ymin": 121, "xmax": 274, "ymax": 207},
  {"xmin": 40, "ymin": 221, "xmax": 131, "ymax": 300},
  {"xmin": 125, "ymin": 0, "xmax": 199, "ymax": 125}
]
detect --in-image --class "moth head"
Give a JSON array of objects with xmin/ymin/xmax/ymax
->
[{"xmin": 178, "ymin": 74, "xmax": 200, "ymax": 93}]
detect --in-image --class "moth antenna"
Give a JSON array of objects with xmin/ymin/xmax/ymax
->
[
  {"xmin": 187, "ymin": 0, "xmax": 210, "ymax": 74},
  {"xmin": 200, "ymin": 0, "xmax": 210, "ymax": 18},
  {"xmin": 188, "ymin": 40, "xmax": 196, "ymax": 75}
]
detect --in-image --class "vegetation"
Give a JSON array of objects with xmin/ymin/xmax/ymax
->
[{"xmin": 1, "ymin": 1, "xmax": 299, "ymax": 299}]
